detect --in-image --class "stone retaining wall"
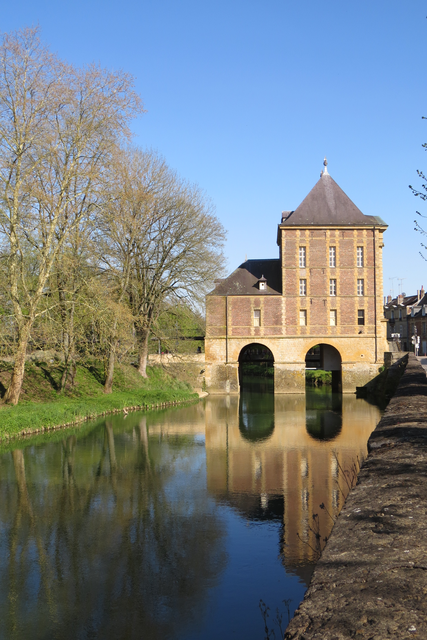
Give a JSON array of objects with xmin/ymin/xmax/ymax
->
[{"xmin": 285, "ymin": 353, "xmax": 427, "ymax": 639}]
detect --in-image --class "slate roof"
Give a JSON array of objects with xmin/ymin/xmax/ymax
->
[
  {"xmin": 208, "ymin": 259, "xmax": 281, "ymax": 296},
  {"xmin": 385, "ymin": 293, "xmax": 423, "ymax": 309},
  {"xmin": 281, "ymin": 172, "xmax": 387, "ymax": 227}
]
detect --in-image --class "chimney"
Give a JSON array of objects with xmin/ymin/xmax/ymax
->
[
  {"xmin": 281, "ymin": 210, "xmax": 293, "ymax": 222},
  {"xmin": 387, "ymin": 295, "xmax": 392, "ymax": 303}
]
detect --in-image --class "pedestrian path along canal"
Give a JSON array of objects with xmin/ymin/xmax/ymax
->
[{"xmin": 0, "ymin": 380, "xmax": 381, "ymax": 639}]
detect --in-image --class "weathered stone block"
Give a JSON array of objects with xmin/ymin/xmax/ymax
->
[{"xmin": 274, "ymin": 363, "xmax": 305, "ymax": 394}]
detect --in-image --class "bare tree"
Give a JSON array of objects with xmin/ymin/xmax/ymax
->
[
  {"xmin": 129, "ymin": 164, "xmax": 226, "ymax": 377},
  {"xmin": 96, "ymin": 147, "xmax": 165, "ymax": 392},
  {"xmin": 0, "ymin": 28, "xmax": 143, "ymax": 404},
  {"xmin": 410, "ymin": 116, "xmax": 427, "ymax": 259},
  {"xmin": 98, "ymin": 148, "xmax": 225, "ymax": 382}
]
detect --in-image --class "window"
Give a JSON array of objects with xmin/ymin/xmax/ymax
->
[
  {"xmin": 357, "ymin": 246, "xmax": 364, "ymax": 267},
  {"xmin": 399, "ymin": 309, "xmax": 402, "ymax": 320},
  {"xmin": 254, "ymin": 309, "xmax": 261, "ymax": 327},
  {"xmin": 391, "ymin": 310, "xmax": 394, "ymax": 320},
  {"xmin": 299, "ymin": 279, "xmax": 307, "ymax": 296},
  {"xmin": 330, "ymin": 309, "xmax": 337, "ymax": 326},
  {"xmin": 299, "ymin": 309, "xmax": 307, "ymax": 326},
  {"xmin": 358, "ymin": 309, "xmax": 365, "ymax": 325},
  {"xmin": 299, "ymin": 246, "xmax": 306, "ymax": 268},
  {"xmin": 329, "ymin": 246, "xmax": 336, "ymax": 268},
  {"xmin": 329, "ymin": 279, "xmax": 336, "ymax": 296},
  {"xmin": 423, "ymin": 322, "xmax": 426, "ymax": 336},
  {"xmin": 357, "ymin": 279, "xmax": 364, "ymax": 296}
]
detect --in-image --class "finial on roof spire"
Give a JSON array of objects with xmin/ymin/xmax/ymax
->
[{"xmin": 323, "ymin": 157, "xmax": 329, "ymax": 175}]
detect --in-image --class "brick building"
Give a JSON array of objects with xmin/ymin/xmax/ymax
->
[{"xmin": 205, "ymin": 161, "xmax": 388, "ymax": 393}]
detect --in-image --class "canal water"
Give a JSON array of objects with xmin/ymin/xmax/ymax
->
[{"xmin": 0, "ymin": 380, "xmax": 381, "ymax": 639}]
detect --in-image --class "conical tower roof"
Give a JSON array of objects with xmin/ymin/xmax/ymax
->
[{"xmin": 281, "ymin": 171, "xmax": 386, "ymax": 227}]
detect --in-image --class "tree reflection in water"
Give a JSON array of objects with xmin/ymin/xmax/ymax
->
[
  {"xmin": 239, "ymin": 376, "xmax": 275, "ymax": 442},
  {"xmin": 305, "ymin": 387, "xmax": 342, "ymax": 441},
  {"xmin": 0, "ymin": 416, "xmax": 226, "ymax": 640}
]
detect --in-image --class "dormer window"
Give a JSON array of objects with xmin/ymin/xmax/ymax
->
[{"xmin": 258, "ymin": 275, "xmax": 267, "ymax": 291}]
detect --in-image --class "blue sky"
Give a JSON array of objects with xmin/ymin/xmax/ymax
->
[{"xmin": 2, "ymin": 0, "xmax": 426, "ymax": 298}]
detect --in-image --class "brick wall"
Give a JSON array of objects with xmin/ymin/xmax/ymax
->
[{"xmin": 205, "ymin": 223, "xmax": 388, "ymax": 385}]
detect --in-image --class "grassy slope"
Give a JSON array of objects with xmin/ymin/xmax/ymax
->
[{"xmin": 0, "ymin": 360, "xmax": 197, "ymax": 441}]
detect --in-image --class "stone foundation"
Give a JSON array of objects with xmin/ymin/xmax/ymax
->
[
  {"xmin": 204, "ymin": 362, "xmax": 239, "ymax": 394},
  {"xmin": 274, "ymin": 363, "xmax": 305, "ymax": 393},
  {"xmin": 341, "ymin": 363, "xmax": 381, "ymax": 393}
]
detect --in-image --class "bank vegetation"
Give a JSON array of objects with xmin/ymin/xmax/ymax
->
[{"xmin": 0, "ymin": 27, "xmax": 225, "ymax": 406}]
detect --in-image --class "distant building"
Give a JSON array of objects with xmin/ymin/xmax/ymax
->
[
  {"xmin": 385, "ymin": 288, "xmax": 427, "ymax": 355},
  {"xmin": 205, "ymin": 160, "xmax": 388, "ymax": 393}
]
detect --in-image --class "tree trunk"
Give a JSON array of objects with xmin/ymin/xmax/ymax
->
[
  {"xmin": 137, "ymin": 327, "xmax": 150, "ymax": 378},
  {"xmin": 104, "ymin": 341, "xmax": 117, "ymax": 394},
  {"xmin": 3, "ymin": 322, "xmax": 32, "ymax": 405},
  {"xmin": 104, "ymin": 317, "xmax": 119, "ymax": 394}
]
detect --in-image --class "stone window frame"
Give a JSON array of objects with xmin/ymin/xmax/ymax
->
[
  {"xmin": 253, "ymin": 309, "xmax": 261, "ymax": 327},
  {"xmin": 357, "ymin": 279, "xmax": 364, "ymax": 296},
  {"xmin": 330, "ymin": 309, "xmax": 337, "ymax": 326},
  {"xmin": 299, "ymin": 278, "xmax": 307, "ymax": 296},
  {"xmin": 299, "ymin": 309, "xmax": 307, "ymax": 326},
  {"xmin": 357, "ymin": 246, "xmax": 364, "ymax": 268},
  {"xmin": 329, "ymin": 278, "xmax": 337, "ymax": 296},
  {"xmin": 299, "ymin": 246, "xmax": 306, "ymax": 268},
  {"xmin": 329, "ymin": 246, "xmax": 336, "ymax": 268}
]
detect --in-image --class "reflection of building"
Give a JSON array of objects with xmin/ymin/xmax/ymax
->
[
  {"xmin": 205, "ymin": 161, "xmax": 388, "ymax": 394},
  {"xmin": 203, "ymin": 393, "xmax": 381, "ymax": 579}
]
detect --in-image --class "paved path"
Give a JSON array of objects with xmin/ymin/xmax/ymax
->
[{"xmin": 285, "ymin": 354, "xmax": 427, "ymax": 640}]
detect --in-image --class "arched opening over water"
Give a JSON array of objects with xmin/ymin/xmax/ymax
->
[
  {"xmin": 238, "ymin": 343, "xmax": 274, "ymax": 391},
  {"xmin": 305, "ymin": 344, "xmax": 342, "ymax": 393}
]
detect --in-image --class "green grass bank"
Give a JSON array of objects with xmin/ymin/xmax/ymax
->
[{"xmin": 0, "ymin": 360, "xmax": 198, "ymax": 442}]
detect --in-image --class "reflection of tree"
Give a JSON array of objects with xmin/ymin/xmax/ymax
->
[
  {"xmin": 0, "ymin": 419, "xmax": 226, "ymax": 639},
  {"xmin": 305, "ymin": 387, "xmax": 342, "ymax": 441}
]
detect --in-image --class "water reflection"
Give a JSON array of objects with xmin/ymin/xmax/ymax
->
[
  {"xmin": 0, "ymin": 389, "xmax": 382, "ymax": 640},
  {"xmin": 305, "ymin": 388, "xmax": 342, "ymax": 441},
  {"xmin": 239, "ymin": 377, "xmax": 275, "ymax": 442},
  {"xmin": 0, "ymin": 414, "xmax": 226, "ymax": 640},
  {"xmin": 205, "ymin": 387, "xmax": 381, "ymax": 573}
]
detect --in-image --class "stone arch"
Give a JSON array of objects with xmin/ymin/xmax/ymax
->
[
  {"xmin": 238, "ymin": 342, "xmax": 274, "ymax": 384},
  {"xmin": 238, "ymin": 342, "xmax": 275, "ymax": 364},
  {"xmin": 305, "ymin": 342, "xmax": 342, "ymax": 392}
]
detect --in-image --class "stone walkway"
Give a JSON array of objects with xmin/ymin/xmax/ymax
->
[
  {"xmin": 416, "ymin": 355, "xmax": 427, "ymax": 374},
  {"xmin": 285, "ymin": 354, "xmax": 427, "ymax": 640}
]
